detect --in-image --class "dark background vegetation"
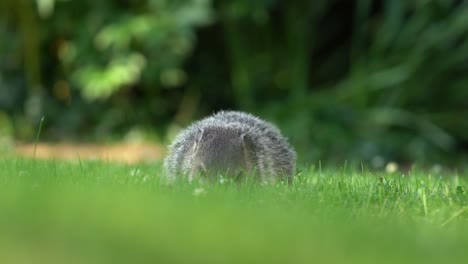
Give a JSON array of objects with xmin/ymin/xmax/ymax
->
[{"xmin": 0, "ymin": 0, "xmax": 467, "ymax": 166}]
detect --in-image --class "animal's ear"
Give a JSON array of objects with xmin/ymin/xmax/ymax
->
[
  {"xmin": 194, "ymin": 127, "xmax": 204, "ymax": 143},
  {"xmin": 240, "ymin": 132, "xmax": 256, "ymax": 172},
  {"xmin": 240, "ymin": 132, "xmax": 254, "ymax": 153},
  {"xmin": 189, "ymin": 128, "xmax": 204, "ymax": 153}
]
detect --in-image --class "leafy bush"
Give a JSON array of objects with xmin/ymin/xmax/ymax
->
[{"xmin": 0, "ymin": 0, "xmax": 467, "ymax": 164}]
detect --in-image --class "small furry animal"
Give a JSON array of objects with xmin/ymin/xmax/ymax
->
[{"xmin": 163, "ymin": 111, "xmax": 296, "ymax": 184}]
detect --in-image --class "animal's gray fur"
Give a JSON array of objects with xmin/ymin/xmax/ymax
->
[{"xmin": 163, "ymin": 111, "xmax": 296, "ymax": 184}]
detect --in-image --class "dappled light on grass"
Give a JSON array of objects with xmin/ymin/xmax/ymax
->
[{"xmin": 0, "ymin": 159, "xmax": 467, "ymax": 264}]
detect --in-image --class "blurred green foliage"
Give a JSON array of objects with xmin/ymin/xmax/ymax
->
[{"xmin": 0, "ymin": 0, "xmax": 467, "ymax": 164}]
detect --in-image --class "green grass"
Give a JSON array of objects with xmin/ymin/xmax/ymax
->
[{"xmin": 0, "ymin": 158, "xmax": 467, "ymax": 264}]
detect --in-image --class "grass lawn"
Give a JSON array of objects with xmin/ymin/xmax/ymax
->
[{"xmin": 0, "ymin": 158, "xmax": 467, "ymax": 264}]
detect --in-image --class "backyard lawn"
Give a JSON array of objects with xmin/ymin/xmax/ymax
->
[{"xmin": 0, "ymin": 158, "xmax": 466, "ymax": 264}]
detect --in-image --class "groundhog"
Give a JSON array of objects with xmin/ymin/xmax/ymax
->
[{"xmin": 163, "ymin": 111, "xmax": 296, "ymax": 184}]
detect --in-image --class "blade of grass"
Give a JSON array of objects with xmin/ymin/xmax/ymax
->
[{"xmin": 33, "ymin": 116, "xmax": 45, "ymax": 160}]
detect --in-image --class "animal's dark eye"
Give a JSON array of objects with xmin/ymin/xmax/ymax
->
[
  {"xmin": 197, "ymin": 162, "xmax": 207, "ymax": 177},
  {"xmin": 198, "ymin": 168, "xmax": 206, "ymax": 177}
]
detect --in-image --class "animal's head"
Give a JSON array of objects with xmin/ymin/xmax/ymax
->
[{"xmin": 183, "ymin": 125, "xmax": 255, "ymax": 181}]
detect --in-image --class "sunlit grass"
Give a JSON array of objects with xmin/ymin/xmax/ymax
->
[{"xmin": 0, "ymin": 158, "xmax": 467, "ymax": 264}]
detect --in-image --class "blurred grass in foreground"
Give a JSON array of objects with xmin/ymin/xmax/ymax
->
[{"xmin": 0, "ymin": 158, "xmax": 467, "ymax": 264}]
